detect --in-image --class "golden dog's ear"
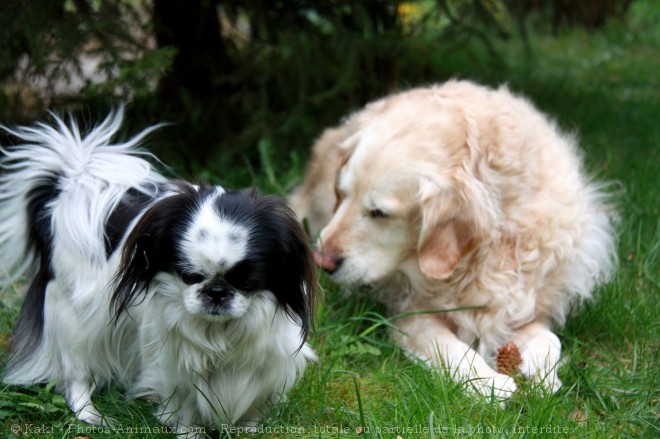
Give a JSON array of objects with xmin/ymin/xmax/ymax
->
[
  {"xmin": 333, "ymin": 149, "xmax": 353, "ymax": 213},
  {"xmin": 416, "ymin": 174, "xmax": 493, "ymax": 280},
  {"xmin": 417, "ymin": 215, "xmax": 477, "ymax": 280}
]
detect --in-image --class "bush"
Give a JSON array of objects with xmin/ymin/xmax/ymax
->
[{"xmin": 0, "ymin": 0, "xmax": 639, "ymax": 181}]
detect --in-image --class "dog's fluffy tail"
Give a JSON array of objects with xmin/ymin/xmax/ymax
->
[
  {"xmin": 0, "ymin": 108, "xmax": 162, "ymax": 282},
  {"xmin": 0, "ymin": 109, "xmax": 162, "ymax": 384}
]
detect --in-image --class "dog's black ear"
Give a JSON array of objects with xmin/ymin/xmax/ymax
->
[
  {"xmin": 254, "ymin": 194, "xmax": 320, "ymax": 343},
  {"xmin": 111, "ymin": 182, "xmax": 204, "ymax": 319}
]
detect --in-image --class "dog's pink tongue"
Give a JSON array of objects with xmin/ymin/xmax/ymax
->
[{"xmin": 314, "ymin": 249, "xmax": 336, "ymax": 271}]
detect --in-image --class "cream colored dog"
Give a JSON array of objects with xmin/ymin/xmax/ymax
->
[{"xmin": 290, "ymin": 80, "xmax": 617, "ymax": 398}]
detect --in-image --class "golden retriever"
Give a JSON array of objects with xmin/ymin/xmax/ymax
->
[{"xmin": 289, "ymin": 80, "xmax": 617, "ymax": 398}]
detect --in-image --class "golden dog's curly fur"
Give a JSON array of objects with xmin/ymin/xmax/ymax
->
[{"xmin": 290, "ymin": 80, "xmax": 617, "ymax": 398}]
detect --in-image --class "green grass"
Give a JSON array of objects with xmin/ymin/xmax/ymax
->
[{"xmin": 2, "ymin": 4, "xmax": 659, "ymax": 438}]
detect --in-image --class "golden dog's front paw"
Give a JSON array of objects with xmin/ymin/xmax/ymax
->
[{"xmin": 468, "ymin": 373, "xmax": 518, "ymax": 401}]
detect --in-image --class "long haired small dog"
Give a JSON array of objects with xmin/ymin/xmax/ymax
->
[
  {"xmin": 290, "ymin": 80, "xmax": 617, "ymax": 398},
  {"xmin": 0, "ymin": 110, "xmax": 318, "ymax": 432}
]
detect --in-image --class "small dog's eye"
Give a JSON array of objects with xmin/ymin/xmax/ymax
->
[
  {"xmin": 181, "ymin": 272, "xmax": 205, "ymax": 285},
  {"xmin": 368, "ymin": 209, "xmax": 389, "ymax": 219}
]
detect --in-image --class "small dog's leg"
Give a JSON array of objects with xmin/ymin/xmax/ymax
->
[
  {"xmin": 510, "ymin": 321, "xmax": 562, "ymax": 392},
  {"xmin": 46, "ymin": 281, "xmax": 113, "ymax": 425},
  {"xmin": 239, "ymin": 405, "xmax": 268, "ymax": 433},
  {"xmin": 65, "ymin": 379, "xmax": 110, "ymax": 426},
  {"xmin": 395, "ymin": 314, "xmax": 517, "ymax": 400},
  {"xmin": 155, "ymin": 398, "xmax": 203, "ymax": 438}
]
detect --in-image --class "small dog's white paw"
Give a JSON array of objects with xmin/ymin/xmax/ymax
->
[{"xmin": 76, "ymin": 404, "xmax": 115, "ymax": 427}]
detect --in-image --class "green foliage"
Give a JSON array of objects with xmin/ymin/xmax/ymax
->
[
  {"xmin": 0, "ymin": 1, "xmax": 644, "ymax": 178},
  {"xmin": 0, "ymin": 0, "xmax": 525, "ymax": 179},
  {"xmin": 0, "ymin": 0, "xmax": 159, "ymax": 116},
  {"xmin": 82, "ymin": 47, "xmax": 177, "ymax": 101},
  {"xmin": 0, "ymin": 383, "xmax": 67, "ymax": 421}
]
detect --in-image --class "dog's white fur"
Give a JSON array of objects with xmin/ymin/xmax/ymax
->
[
  {"xmin": 290, "ymin": 80, "xmax": 617, "ymax": 398},
  {"xmin": 0, "ymin": 112, "xmax": 316, "ymax": 433}
]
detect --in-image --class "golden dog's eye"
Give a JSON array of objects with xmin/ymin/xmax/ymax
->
[{"xmin": 369, "ymin": 208, "xmax": 389, "ymax": 219}]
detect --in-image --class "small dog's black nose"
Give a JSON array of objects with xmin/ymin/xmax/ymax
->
[
  {"xmin": 202, "ymin": 282, "xmax": 233, "ymax": 305},
  {"xmin": 209, "ymin": 284, "xmax": 227, "ymax": 295}
]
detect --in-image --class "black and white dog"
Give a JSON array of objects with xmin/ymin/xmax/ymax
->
[{"xmin": 0, "ymin": 110, "xmax": 318, "ymax": 433}]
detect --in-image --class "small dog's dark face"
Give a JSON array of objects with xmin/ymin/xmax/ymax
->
[{"xmin": 112, "ymin": 182, "xmax": 317, "ymax": 339}]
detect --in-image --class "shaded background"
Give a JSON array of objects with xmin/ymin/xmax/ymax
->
[{"xmin": 0, "ymin": 0, "xmax": 647, "ymax": 185}]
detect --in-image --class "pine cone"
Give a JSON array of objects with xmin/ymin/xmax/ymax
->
[{"xmin": 496, "ymin": 341, "xmax": 522, "ymax": 375}]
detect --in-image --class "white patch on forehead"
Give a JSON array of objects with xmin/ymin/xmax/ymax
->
[
  {"xmin": 180, "ymin": 196, "xmax": 249, "ymax": 274},
  {"xmin": 338, "ymin": 127, "xmax": 379, "ymax": 194},
  {"xmin": 337, "ymin": 167, "xmax": 353, "ymax": 195}
]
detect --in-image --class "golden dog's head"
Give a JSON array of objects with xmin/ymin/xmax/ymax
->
[{"xmin": 315, "ymin": 87, "xmax": 498, "ymax": 285}]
